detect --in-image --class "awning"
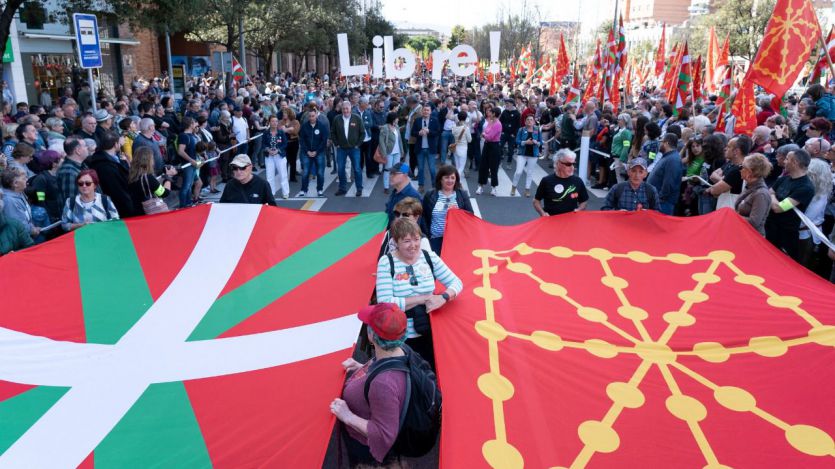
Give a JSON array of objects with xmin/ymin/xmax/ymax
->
[{"xmin": 20, "ymin": 32, "xmax": 140, "ymax": 46}]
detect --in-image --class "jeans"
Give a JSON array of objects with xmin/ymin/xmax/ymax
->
[
  {"xmin": 440, "ymin": 130, "xmax": 453, "ymax": 162},
  {"xmin": 250, "ymin": 136, "xmax": 264, "ymax": 168},
  {"xmin": 659, "ymin": 201, "xmax": 675, "ymax": 215},
  {"xmin": 179, "ymin": 164, "xmax": 196, "ymax": 208},
  {"xmin": 337, "ymin": 147, "xmax": 362, "ymax": 191},
  {"xmin": 501, "ymin": 132, "xmax": 516, "ymax": 161},
  {"xmin": 301, "ymin": 152, "xmax": 325, "ymax": 192},
  {"xmin": 383, "ymin": 152, "xmax": 399, "ymax": 189},
  {"xmin": 416, "ymin": 148, "xmax": 437, "ymax": 188}
]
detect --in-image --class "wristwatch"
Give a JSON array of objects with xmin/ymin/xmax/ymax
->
[{"xmin": 441, "ymin": 292, "xmax": 451, "ymax": 302}]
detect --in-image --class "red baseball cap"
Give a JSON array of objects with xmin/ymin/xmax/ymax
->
[{"xmin": 358, "ymin": 303, "xmax": 407, "ymax": 341}]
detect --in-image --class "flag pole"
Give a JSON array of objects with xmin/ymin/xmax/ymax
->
[{"xmin": 817, "ymin": 25, "xmax": 835, "ymax": 85}]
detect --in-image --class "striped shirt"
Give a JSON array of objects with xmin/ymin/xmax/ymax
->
[
  {"xmin": 430, "ymin": 192, "xmax": 458, "ymax": 238},
  {"xmin": 61, "ymin": 194, "xmax": 119, "ymax": 231},
  {"xmin": 375, "ymin": 250, "xmax": 462, "ymax": 338}
]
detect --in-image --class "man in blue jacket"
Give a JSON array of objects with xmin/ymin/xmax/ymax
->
[
  {"xmin": 647, "ymin": 133, "xmax": 684, "ymax": 215},
  {"xmin": 410, "ymin": 106, "xmax": 440, "ymax": 192},
  {"xmin": 298, "ymin": 108, "xmax": 330, "ymax": 197}
]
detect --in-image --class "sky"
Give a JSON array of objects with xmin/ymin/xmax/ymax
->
[{"xmin": 380, "ymin": 0, "xmax": 610, "ymax": 35}]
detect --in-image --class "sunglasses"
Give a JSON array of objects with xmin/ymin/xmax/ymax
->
[
  {"xmin": 77, "ymin": 180, "xmax": 94, "ymax": 187},
  {"xmin": 393, "ymin": 211, "xmax": 413, "ymax": 218},
  {"xmin": 405, "ymin": 264, "xmax": 419, "ymax": 286},
  {"xmin": 558, "ymin": 161, "xmax": 576, "ymax": 167},
  {"xmin": 231, "ymin": 165, "xmax": 250, "ymax": 172}
]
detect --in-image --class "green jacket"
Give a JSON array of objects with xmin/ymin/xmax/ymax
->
[
  {"xmin": 0, "ymin": 211, "xmax": 34, "ymax": 255},
  {"xmin": 612, "ymin": 128, "xmax": 634, "ymax": 162}
]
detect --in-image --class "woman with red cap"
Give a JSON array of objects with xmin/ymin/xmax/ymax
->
[{"xmin": 330, "ymin": 303, "xmax": 409, "ymax": 467}]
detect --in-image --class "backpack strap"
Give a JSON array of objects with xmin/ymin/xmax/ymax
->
[
  {"xmin": 363, "ymin": 356, "xmax": 412, "ymax": 431},
  {"xmin": 422, "ymin": 249, "xmax": 435, "ymax": 280},
  {"xmin": 387, "ymin": 253, "xmax": 395, "ymax": 278}
]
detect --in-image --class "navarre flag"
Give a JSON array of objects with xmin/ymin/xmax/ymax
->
[
  {"xmin": 435, "ymin": 209, "xmax": 835, "ymax": 469},
  {"xmin": 0, "ymin": 205, "xmax": 387, "ymax": 467},
  {"xmin": 810, "ymin": 26, "xmax": 835, "ymax": 84},
  {"xmin": 746, "ymin": 0, "xmax": 821, "ymax": 100},
  {"xmin": 231, "ymin": 57, "xmax": 245, "ymax": 81},
  {"xmin": 655, "ymin": 24, "xmax": 667, "ymax": 78},
  {"xmin": 692, "ymin": 55, "xmax": 703, "ymax": 101}
]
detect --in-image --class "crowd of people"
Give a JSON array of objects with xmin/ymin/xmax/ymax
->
[{"xmin": 2, "ymin": 64, "xmax": 835, "ymax": 465}]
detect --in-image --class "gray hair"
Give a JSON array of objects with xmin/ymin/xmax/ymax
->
[
  {"xmin": 555, "ymin": 148, "xmax": 576, "ymax": 162},
  {"xmin": 617, "ymin": 113, "xmax": 632, "ymax": 130},
  {"xmin": 139, "ymin": 117, "xmax": 155, "ymax": 132},
  {"xmin": 775, "ymin": 143, "xmax": 799, "ymax": 157},
  {"xmin": 45, "ymin": 117, "xmax": 63, "ymax": 129},
  {"xmin": 807, "ymin": 158, "xmax": 833, "ymax": 197},
  {"xmin": 219, "ymin": 110, "xmax": 231, "ymax": 123}
]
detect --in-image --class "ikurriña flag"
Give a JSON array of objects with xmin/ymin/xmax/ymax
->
[
  {"xmin": 434, "ymin": 209, "xmax": 835, "ymax": 468},
  {"xmin": 0, "ymin": 204, "xmax": 388, "ymax": 467}
]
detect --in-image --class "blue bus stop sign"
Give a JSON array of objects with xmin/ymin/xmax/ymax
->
[{"xmin": 73, "ymin": 13, "xmax": 102, "ymax": 69}]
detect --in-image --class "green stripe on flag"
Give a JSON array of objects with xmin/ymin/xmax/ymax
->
[
  {"xmin": 94, "ymin": 382, "xmax": 211, "ymax": 468},
  {"xmin": 0, "ymin": 386, "xmax": 70, "ymax": 453},
  {"xmin": 188, "ymin": 212, "xmax": 387, "ymax": 341},
  {"xmin": 76, "ymin": 222, "xmax": 154, "ymax": 344}
]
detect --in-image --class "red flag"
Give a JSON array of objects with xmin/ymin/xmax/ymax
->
[
  {"xmin": 810, "ymin": 26, "xmax": 835, "ymax": 84},
  {"xmin": 664, "ymin": 43, "xmax": 683, "ymax": 103},
  {"xmin": 706, "ymin": 27, "xmax": 719, "ymax": 93},
  {"xmin": 654, "ymin": 24, "xmax": 667, "ymax": 78},
  {"xmin": 692, "ymin": 55, "xmax": 703, "ymax": 101},
  {"xmin": 436, "ymin": 209, "xmax": 835, "ymax": 469},
  {"xmin": 713, "ymin": 34, "xmax": 731, "ymax": 91},
  {"xmin": 625, "ymin": 64, "xmax": 633, "ymax": 100},
  {"xmin": 555, "ymin": 33, "xmax": 570, "ymax": 84},
  {"xmin": 746, "ymin": 0, "xmax": 821, "ymax": 99},
  {"xmin": 732, "ymin": 71, "xmax": 757, "ymax": 134},
  {"xmin": 611, "ymin": 71, "xmax": 621, "ymax": 115}
]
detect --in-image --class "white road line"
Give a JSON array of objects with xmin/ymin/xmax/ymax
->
[
  {"xmin": 298, "ymin": 168, "xmax": 339, "ymax": 198},
  {"xmin": 588, "ymin": 187, "xmax": 609, "ymax": 198},
  {"xmin": 347, "ymin": 173, "xmax": 380, "ymax": 197},
  {"xmin": 496, "ymin": 165, "xmax": 519, "ymax": 197}
]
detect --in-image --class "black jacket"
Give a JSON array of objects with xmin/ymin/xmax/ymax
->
[
  {"xmin": 421, "ymin": 188, "xmax": 474, "ymax": 236},
  {"xmin": 87, "ymin": 150, "xmax": 134, "ymax": 217}
]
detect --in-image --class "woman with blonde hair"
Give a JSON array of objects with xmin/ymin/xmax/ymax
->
[
  {"xmin": 127, "ymin": 146, "xmax": 177, "ymax": 216},
  {"xmin": 735, "ymin": 153, "xmax": 773, "ymax": 235}
]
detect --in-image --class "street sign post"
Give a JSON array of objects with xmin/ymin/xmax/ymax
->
[{"xmin": 73, "ymin": 13, "xmax": 102, "ymax": 112}]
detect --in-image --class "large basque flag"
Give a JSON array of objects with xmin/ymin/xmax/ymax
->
[
  {"xmin": 0, "ymin": 204, "xmax": 387, "ymax": 467},
  {"xmin": 434, "ymin": 209, "xmax": 835, "ymax": 468}
]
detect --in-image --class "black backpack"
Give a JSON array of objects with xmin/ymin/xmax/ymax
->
[{"xmin": 363, "ymin": 345, "xmax": 442, "ymax": 458}]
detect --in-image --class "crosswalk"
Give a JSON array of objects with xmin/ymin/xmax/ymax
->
[{"xmin": 196, "ymin": 157, "xmax": 604, "ymax": 215}]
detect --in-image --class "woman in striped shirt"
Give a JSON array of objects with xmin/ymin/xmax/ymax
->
[
  {"xmin": 375, "ymin": 218, "xmax": 462, "ymax": 369},
  {"xmin": 60, "ymin": 169, "xmax": 119, "ymax": 231}
]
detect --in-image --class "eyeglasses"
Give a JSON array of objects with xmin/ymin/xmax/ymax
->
[
  {"xmin": 393, "ymin": 211, "xmax": 413, "ymax": 218},
  {"xmin": 77, "ymin": 180, "xmax": 94, "ymax": 187},
  {"xmin": 558, "ymin": 161, "xmax": 576, "ymax": 167},
  {"xmin": 231, "ymin": 165, "xmax": 250, "ymax": 172},
  {"xmin": 405, "ymin": 264, "xmax": 419, "ymax": 286}
]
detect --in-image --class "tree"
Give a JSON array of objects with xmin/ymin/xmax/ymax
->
[
  {"xmin": 406, "ymin": 36, "xmax": 441, "ymax": 57},
  {"xmin": 696, "ymin": 0, "xmax": 776, "ymax": 61},
  {"xmin": 0, "ymin": 0, "xmax": 32, "ymax": 63},
  {"xmin": 448, "ymin": 25, "xmax": 468, "ymax": 49}
]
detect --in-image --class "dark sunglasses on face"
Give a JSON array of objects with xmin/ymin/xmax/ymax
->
[
  {"xmin": 231, "ymin": 165, "xmax": 250, "ymax": 172},
  {"xmin": 405, "ymin": 264, "xmax": 419, "ymax": 286},
  {"xmin": 559, "ymin": 161, "xmax": 575, "ymax": 167},
  {"xmin": 77, "ymin": 180, "xmax": 94, "ymax": 187}
]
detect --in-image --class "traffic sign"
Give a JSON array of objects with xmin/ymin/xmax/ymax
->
[{"xmin": 72, "ymin": 13, "xmax": 102, "ymax": 69}]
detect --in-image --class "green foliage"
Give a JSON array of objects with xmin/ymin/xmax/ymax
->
[
  {"xmin": 406, "ymin": 36, "xmax": 442, "ymax": 57},
  {"xmin": 448, "ymin": 25, "xmax": 468, "ymax": 49},
  {"xmin": 693, "ymin": 0, "xmax": 776, "ymax": 61}
]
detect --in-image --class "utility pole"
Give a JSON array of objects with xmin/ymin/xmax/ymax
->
[{"xmin": 239, "ymin": 16, "xmax": 247, "ymax": 84}]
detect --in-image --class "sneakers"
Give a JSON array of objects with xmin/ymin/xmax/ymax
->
[
  {"xmin": 335, "ymin": 189, "xmax": 347, "ymax": 196},
  {"xmin": 525, "ymin": 189, "xmax": 531, "ymax": 198},
  {"xmin": 490, "ymin": 187, "xmax": 497, "ymax": 196},
  {"xmin": 510, "ymin": 185, "xmax": 516, "ymax": 196},
  {"xmin": 475, "ymin": 185, "xmax": 483, "ymax": 195},
  {"xmin": 295, "ymin": 191, "xmax": 306, "ymax": 198},
  {"xmin": 317, "ymin": 190, "xmax": 324, "ymax": 197},
  {"xmin": 282, "ymin": 194, "xmax": 288, "ymax": 200},
  {"xmin": 355, "ymin": 189, "xmax": 362, "ymax": 197}
]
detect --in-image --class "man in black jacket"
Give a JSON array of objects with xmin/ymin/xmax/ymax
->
[
  {"xmin": 220, "ymin": 154, "xmax": 277, "ymax": 206},
  {"xmin": 331, "ymin": 101, "xmax": 366, "ymax": 196},
  {"xmin": 499, "ymin": 100, "xmax": 521, "ymax": 164},
  {"xmin": 86, "ymin": 130, "xmax": 134, "ymax": 217}
]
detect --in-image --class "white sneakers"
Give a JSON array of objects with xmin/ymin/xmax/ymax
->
[
  {"xmin": 490, "ymin": 187, "xmax": 497, "ymax": 196},
  {"xmin": 475, "ymin": 185, "xmax": 483, "ymax": 195},
  {"xmin": 295, "ymin": 191, "xmax": 306, "ymax": 198}
]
